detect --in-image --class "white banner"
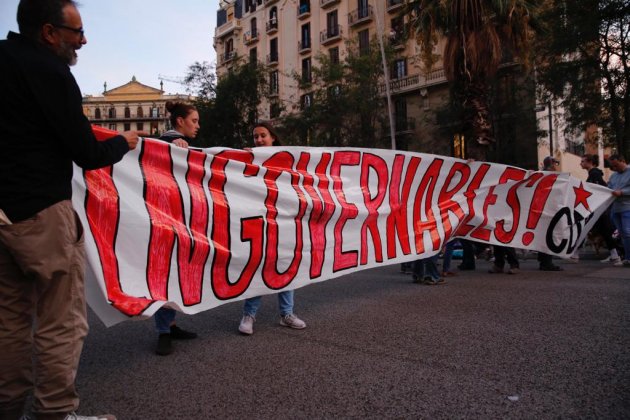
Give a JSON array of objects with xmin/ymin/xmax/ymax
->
[{"xmin": 73, "ymin": 134, "xmax": 614, "ymax": 326}]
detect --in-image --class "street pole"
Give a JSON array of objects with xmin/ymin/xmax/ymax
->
[
  {"xmin": 373, "ymin": 0, "xmax": 397, "ymax": 150},
  {"xmin": 547, "ymin": 101, "xmax": 553, "ymax": 156}
]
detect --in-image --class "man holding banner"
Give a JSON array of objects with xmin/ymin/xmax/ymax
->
[{"xmin": 0, "ymin": 1, "xmax": 143, "ymax": 419}]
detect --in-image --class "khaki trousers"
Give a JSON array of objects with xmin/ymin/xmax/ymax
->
[{"xmin": 0, "ymin": 200, "xmax": 88, "ymax": 420}]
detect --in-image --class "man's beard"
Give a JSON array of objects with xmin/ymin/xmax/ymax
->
[{"xmin": 57, "ymin": 39, "xmax": 78, "ymax": 66}]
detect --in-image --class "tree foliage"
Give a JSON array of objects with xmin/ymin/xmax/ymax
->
[
  {"xmin": 278, "ymin": 38, "xmax": 390, "ymax": 148},
  {"xmin": 403, "ymin": 0, "xmax": 539, "ymax": 159},
  {"xmin": 535, "ymin": 0, "xmax": 630, "ymax": 158},
  {"xmin": 184, "ymin": 60, "xmax": 267, "ymax": 148}
]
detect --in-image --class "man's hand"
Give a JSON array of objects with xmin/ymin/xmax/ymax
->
[
  {"xmin": 613, "ymin": 190, "xmax": 623, "ymax": 197},
  {"xmin": 172, "ymin": 138, "xmax": 189, "ymax": 148},
  {"xmin": 120, "ymin": 131, "xmax": 148, "ymax": 150}
]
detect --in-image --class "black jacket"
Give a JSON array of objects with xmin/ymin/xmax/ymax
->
[
  {"xmin": 0, "ymin": 32, "xmax": 129, "ymax": 222},
  {"xmin": 159, "ymin": 130, "xmax": 192, "ymax": 143},
  {"xmin": 587, "ymin": 167, "xmax": 607, "ymax": 187}
]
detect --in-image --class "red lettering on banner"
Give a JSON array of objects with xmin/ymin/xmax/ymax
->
[
  {"xmin": 386, "ymin": 156, "xmax": 420, "ymax": 258},
  {"xmin": 84, "ymin": 167, "xmax": 153, "ymax": 315},
  {"xmin": 522, "ymin": 173, "xmax": 558, "ymax": 245},
  {"xmin": 455, "ymin": 163, "xmax": 492, "ymax": 237},
  {"xmin": 413, "ymin": 159, "xmax": 444, "ymax": 253},
  {"xmin": 359, "ymin": 153, "xmax": 387, "ymax": 265},
  {"xmin": 437, "ymin": 162, "xmax": 470, "ymax": 240},
  {"xmin": 209, "ymin": 150, "xmax": 264, "ymax": 299},
  {"xmin": 493, "ymin": 167, "xmax": 528, "ymax": 243},
  {"xmin": 331, "ymin": 151, "xmax": 360, "ymax": 272},
  {"xmin": 140, "ymin": 141, "xmax": 210, "ymax": 305},
  {"xmin": 470, "ymin": 185, "xmax": 498, "ymax": 242},
  {"xmin": 296, "ymin": 152, "xmax": 335, "ymax": 279},
  {"xmin": 261, "ymin": 152, "xmax": 307, "ymax": 288}
]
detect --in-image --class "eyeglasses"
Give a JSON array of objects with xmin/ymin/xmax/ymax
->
[{"xmin": 53, "ymin": 24, "xmax": 84, "ymax": 40}]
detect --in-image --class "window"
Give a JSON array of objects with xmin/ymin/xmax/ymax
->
[
  {"xmin": 270, "ymin": 70, "xmax": 279, "ymax": 94},
  {"xmin": 299, "ymin": 0, "xmax": 310, "ymax": 15},
  {"xmin": 358, "ymin": 29, "xmax": 369, "ymax": 55},
  {"xmin": 137, "ymin": 122, "xmax": 144, "ymax": 131},
  {"xmin": 302, "ymin": 57, "xmax": 312, "ymax": 84},
  {"xmin": 301, "ymin": 93, "xmax": 313, "ymax": 109},
  {"xmin": 390, "ymin": 17, "xmax": 403, "ymax": 43},
  {"xmin": 329, "ymin": 47, "xmax": 339, "ymax": 64},
  {"xmin": 358, "ymin": 0, "xmax": 369, "ymax": 18},
  {"xmin": 226, "ymin": 38, "xmax": 233, "ymax": 54},
  {"xmin": 245, "ymin": 0, "xmax": 257, "ymax": 13},
  {"xmin": 137, "ymin": 106, "xmax": 143, "ymax": 117},
  {"xmin": 327, "ymin": 10, "xmax": 338, "ymax": 36},
  {"xmin": 249, "ymin": 47, "xmax": 257, "ymax": 64},
  {"xmin": 124, "ymin": 123, "xmax": 130, "ymax": 131},
  {"xmin": 250, "ymin": 17, "xmax": 257, "ymax": 38},
  {"xmin": 269, "ymin": 38, "xmax": 278, "ymax": 62},
  {"xmin": 270, "ymin": 102, "xmax": 281, "ymax": 119},
  {"xmin": 109, "ymin": 123, "xmax": 117, "ymax": 130},
  {"xmin": 94, "ymin": 108, "xmax": 101, "ymax": 119},
  {"xmin": 124, "ymin": 107, "xmax": 130, "ymax": 118},
  {"xmin": 394, "ymin": 98, "xmax": 407, "ymax": 127},
  {"xmin": 150, "ymin": 106, "xmax": 159, "ymax": 118},
  {"xmin": 108, "ymin": 107, "xmax": 116, "ymax": 118},
  {"xmin": 269, "ymin": 7, "xmax": 278, "ymax": 28},
  {"xmin": 392, "ymin": 58, "xmax": 407, "ymax": 79},
  {"xmin": 453, "ymin": 134, "xmax": 465, "ymax": 159},
  {"xmin": 301, "ymin": 23, "xmax": 311, "ymax": 49}
]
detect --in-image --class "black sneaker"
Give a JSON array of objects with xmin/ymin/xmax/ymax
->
[
  {"xmin": 170, "ymin": 325, "xmax": 197, "ymax": 340},
  {"xmin": 540, "ymin": 264, "xmax": 563, "ymax": 271},
  {"xmin": 156, "ymin": 334, "xmax": 173, "ymax": 356}
]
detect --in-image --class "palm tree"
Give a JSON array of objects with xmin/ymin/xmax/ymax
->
[{"xmin": 404, "ymin": 0, "xmax": 539, "ymax": 159}]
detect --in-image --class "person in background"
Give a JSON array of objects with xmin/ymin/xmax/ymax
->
[
  {"xmin": 0, "ymin": 1, "xmax": 144, "ymax": 419},
  {"xmin": 153, "ymin": 101, "xmax": 200, "ymax": 356},
  {"xmin": 412, "ymin": 255, "xmax": 444, "ymax": 285},
  {"xmin": 577, "ymin": 154, "xmax": 621, "ymax": 263},
  {"xmin": 488, "ymin": 246, "xmax": 520, "ymax": 274},
  {"xmin": 238, "ymin": 121, "xmax": 307, "ymax": 335},
  {"xmin": 538, "ymin": 156, "xmax": 563, "ymax": 271},
  {"xmin": 607, "ymin": 154, "xmax": 630, "ymax": 267},
  {"xmin": 441, "ymin": 240, "xmax": 457, "ymax": 277}
]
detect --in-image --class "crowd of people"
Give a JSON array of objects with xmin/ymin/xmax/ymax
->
[
  {"xmin": 1, "ymin": 1, "xmax": 628, "ymax": 419},
  {"xmin": 405, "ymin": 153, "xmax": 630, "ymax": 286}
]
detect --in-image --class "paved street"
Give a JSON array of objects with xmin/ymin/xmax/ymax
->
[{"xmin": 74, "ymin": 256, "xmax": 629, "ymax": 419}]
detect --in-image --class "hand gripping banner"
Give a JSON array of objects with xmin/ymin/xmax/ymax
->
[{"xmin": 73, "ymin": 127, "xmax": 614, "ymax": 326}]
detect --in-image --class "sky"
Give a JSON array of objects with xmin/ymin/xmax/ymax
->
[{"xmin": 0, "ymin": 0, "xmax": 220, "ymax": 95}]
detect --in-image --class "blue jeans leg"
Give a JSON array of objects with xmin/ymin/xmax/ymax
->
[
  {"xmin": 426, "ymin": 255, "xmax": 441, "ymax": 280},
  {"xmin": 243, "ymin": 296, "xmax": 263, "ymax": 317},
  {"xmin": 278, "ymin": 290, "xmax": 294, "ymax": 316},
  {"xmin": 442, "ymin": 242, "xmax": 455, "ymax": 272},
  {"xmin": 612, "ymin": 211, "xmax": 630, "ymax": 259},
  {"xmin": 154, "ymin": 307, "xmax": 176, "ymax": 334}
]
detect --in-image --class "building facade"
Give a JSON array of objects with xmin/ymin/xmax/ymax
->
[
  {"xmin": 213, "ymin": 0, "xmax": 589, "ymax": 173},
  {"xmin": 82, "ymin": 76, "xmax": 193, "ymax": 136}
]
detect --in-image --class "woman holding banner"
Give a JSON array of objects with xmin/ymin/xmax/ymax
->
[
  {"xmin": 238, "ymin": 121, "xmax": 307, "ymax": 335},
  {"xmin": 154, "ymin": 101, "xmax": 200, "ymax": 355}
]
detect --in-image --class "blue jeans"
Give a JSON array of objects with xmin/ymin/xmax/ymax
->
[
  {"xmin": 413, "ymin": 255, "xmax": 440, "ymax": 281},
  {"xmin": 611, "ymin": 210, "xmax": 630, "ymax": 259},
  {"xmin": 243, "ymin": 290, "xmax": 294, "ymax": 317},
  {"xmin": 442, "ymin": 241, "xmax": 456, "ymax": 273},
  {"xmin": 154, "ymin": 307, "xmax": 176, "ymax": 334}
]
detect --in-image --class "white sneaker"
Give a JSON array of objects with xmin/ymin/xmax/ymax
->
[
  {"xmin": 613, "ymin": 259, "xmax": 630, "ymax": 267},
  {"xmin": 238, "ymin": 314, "xmax": 255, "ymax": 335},
  {"xmin": 64, "ymin": 413, "xmax": 116, "ymax": 420},
  {"xmin": 279, "ymin": 314, "xmax": 306, "ymax": 329},
  {"xmin": 601, "ymin": 255, "xmax": 621, "ymax": 263}
]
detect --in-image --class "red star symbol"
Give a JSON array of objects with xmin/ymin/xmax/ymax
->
[{"xmin": 573, "ymin": 182, "xmax": 592, "ymax": 211}]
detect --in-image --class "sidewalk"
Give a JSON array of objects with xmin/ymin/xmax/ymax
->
[{"xmin": 75, "ymin": 258, "xmax": 629, "ymax": 419}]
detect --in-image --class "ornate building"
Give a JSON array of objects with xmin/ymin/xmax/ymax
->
[{"xmin": 82, "ymin": 76, "xmax": 193, "ymax": 136}]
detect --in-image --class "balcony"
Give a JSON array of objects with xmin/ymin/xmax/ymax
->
[
  {"xmin": 216, "ymin": 18, "xmax": 241, "ymax": 39},
  {"xmin": 384, "ymin": 117, "xmax": 416, "ymax": 136},
  {"xmin": 266, "ymin": 53, "xmax": 279, "ymax": 66},
  {"xmin": 297, "ymin": 3, "xmax": 311, "ymax": 19},
  {"xmin": 320, "ymin": 25, "xmax": 342, "ymax": 45},
  {"xmin": 320, "ymin": 0, "xmax": 340, "ymax": 8},
  {"xmin": 298, "ymin": 40, "xmax": 312, "ymax": 54},
  {"xmin": 264, "ymin": 0, "xmax": 279, "ymax": 6},
  {"xmin": 243, "ymin": 29, "xmax": 259, "ymax": 45},
  {"xmin": 378, "ymin": 69, "xmax": 447, "ymax": 95},
  {"xmin": 348, "ymin": 6, "xmax": 373, "ymax": 27},
  {"xmin": 220, "ymin": 51, "xmax": 236, "ymax": 65},
  {"xmin": 389, "ymin": 32, "xmax": 405, "ymax": 50},
  {"xmin": 266, "ymin": 19, "xmax": 278, "ymax": 34},
  {"xmin": 386, "ymin": 0, "xmax": 404, "ymax": 12}
]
